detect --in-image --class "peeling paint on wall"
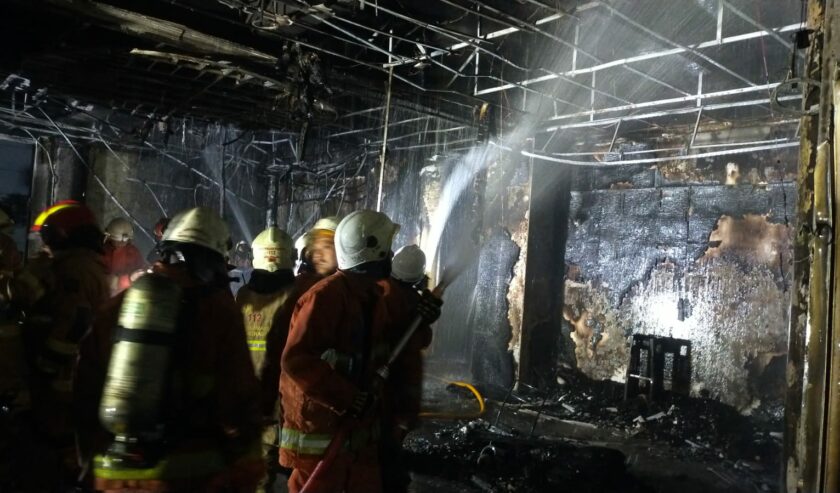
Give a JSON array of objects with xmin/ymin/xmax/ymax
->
[{"xmin": 701, "ymin": 213, "xmax": 791, "ymax": 271}]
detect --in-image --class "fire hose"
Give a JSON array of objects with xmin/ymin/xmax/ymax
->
[
  {"xmin": 418, "ymin": 381, "xmax": 486, "ymax": 420},
  {"xmin": 299, "ymin": 284, "xmax": 445, "ymax": 493}
]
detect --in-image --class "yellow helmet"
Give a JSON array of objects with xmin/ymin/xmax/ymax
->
[
  {"xmin": 296, "ymin": 216, "xmax": 340, "ymax": 260},
  {"xmin": 252, "ymin": 227, "xmax": 294, "ymax": 272},
  {"xmin": 312, "ymin": 216, "xmax": 340, "ymax": 234},
  {"xmin": 162, "ymin": 207, "xmax": 231, "ymax": 257}
]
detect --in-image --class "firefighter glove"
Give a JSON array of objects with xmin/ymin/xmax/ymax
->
[
  {"xmin": 418, "ymin": 289, "xmax": 443, "ymax": 324},
  {"xmin": 348, "ymin": 391, "xmax": 373, "ymax": 419}
]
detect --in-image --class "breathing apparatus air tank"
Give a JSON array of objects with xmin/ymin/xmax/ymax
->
[{"xmin": 99, "ymin": 273, "xmax": 182, "ymax": 451}]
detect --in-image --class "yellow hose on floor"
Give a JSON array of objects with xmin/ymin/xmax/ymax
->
[{"xmin": 419, "ymin": 381, "xmax": 486, "ymax": 419}]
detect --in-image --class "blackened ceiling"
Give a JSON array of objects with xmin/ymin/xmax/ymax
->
[{"xmin": 0, "ymin": 0, "xmax": 806, "ymax": 154}]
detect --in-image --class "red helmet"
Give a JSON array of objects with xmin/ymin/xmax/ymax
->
[
  {"xmin": 33, "ymin": 200, "xmax": 99, "ymax": 249},
  {"xmin": 31, "ymin": 200, "xmax": 78, "ymax": 233}
]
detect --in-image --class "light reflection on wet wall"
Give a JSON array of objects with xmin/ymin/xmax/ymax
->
[{"xmin": 564, "ymin": 173, "xmax": 794, "ymax": 411}]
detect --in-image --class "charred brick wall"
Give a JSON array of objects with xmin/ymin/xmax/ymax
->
[{"xmin": 562, "ymin": 157, "xmax": 795, "ymax": 411}]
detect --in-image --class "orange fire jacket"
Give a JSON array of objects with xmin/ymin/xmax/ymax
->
[
  {"xmin": 278, "ymin": 271, "xmax": 392, "ymax": 469},
  {"xmin": 378, "ymin": 278, "xmax": 433, "ymax": 431}
]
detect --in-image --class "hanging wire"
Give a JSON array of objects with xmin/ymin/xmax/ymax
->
[{"xmin": 37, "ymin": 108, "xmax": 156, "ymax": 242}]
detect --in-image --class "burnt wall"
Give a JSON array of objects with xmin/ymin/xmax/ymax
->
[
  {"xmin": 84, "ymin": 140, "xmax": 268, "ymax": 256},
  {"xmin": 420, "ymin": 150, "xmax": 530, "ymax": 390},
  {"xmin": 29, "ymin": 124, "xmax": 272, "ymax": 257},
  {"xmin": 563, "ymin": 158, "xmax": 796, "ymax": 411},
  {"xmin": 519, "ymin": 163, "xmax": 571, "ymax": 387}
]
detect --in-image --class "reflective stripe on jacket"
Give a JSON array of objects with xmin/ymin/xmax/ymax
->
[
  {"xmin": 279, "ymin": 271, "xmax": 392, "ymax": 467},
  {"xmin": 279, "ymin": 425, "xmax": 380, "ymax": 456},
  {"xmin": 236, "ymin": 285, "xmax": 292, "ymax": 372}
]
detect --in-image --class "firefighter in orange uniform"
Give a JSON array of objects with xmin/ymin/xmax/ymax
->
[
  {"xmin": 0, "ymin": 200, "xmax": 109, "ymax": 490},
  {"xmin": 265, "ymin": 216, "xmax": 341, "ymax": 411},
  {"xmin": 235, "ymin": 226, "xmax": 296, "ymax": 492},
  {"xmin": 379, "ymin": 245, "xmax": 440, "ymax": 492},
  {"xmin": 102, "ymin": 217, "xmax": 146, "ymax": 295},
  {"xmin": 263, "ymin": 217, "xmax": 342, "ymax": 417},
  {"xmin": 74, "ymin": 207, "xmax": 264, "ymax": 493},
  {"xmin": 279, "ymin": 210, "xmax": 399, "ymax": 493},
  {"xmin": 256, "ymin": 217, "xmax": 342, "ymax": 490}
]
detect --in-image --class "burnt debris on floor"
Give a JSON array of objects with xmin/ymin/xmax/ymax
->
[
  {"xmin": 407, "ymin": 368, "xmax": 782, "ymax": 493},
  {"xmin": 405, "ymin": 419, "xmax": 638, "ymax": 493}
]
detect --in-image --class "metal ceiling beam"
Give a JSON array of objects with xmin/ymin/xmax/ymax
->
[
  {"xmin": 550, "ymin": 136, "xmax": 798, "ymax": 157},
  {"xmin": 385, "ymin": 1, "xmax": 600, "ymax": 68},
  {"xmin": 328, "ymin": 13, "xmax": 452, "ymax": 56},
  {"xmin": 720, "ymin": 0, "xmax": 797, "ymax": 53},
  {"xmin": 546, "ymin": 82, "xmax": 784, "ymax": 122},
  {"xmin": 440, "ymin": 0, "xmax": 692, "ymax": 96},
  {"xmin": 299, "ymin": 7, "xmax": 586, "ymax": 111},
  {"xmin": 338, "ymin": 106, "xmax": 384, "ymax": 119},
  {"xmin": 327, "ymin": 115, "xmax": 429, "ymax": 139},
  {"xmin": 598, "ymin": 2, "xmax": 756, "ymax": 87},
  {"xmin": 519, "ymin": 140, "xmax": 799, "ymax": 166},
  {"xmin": 475, "ymin": 23, "xmax": 803, "ymax": 96},
  {"xmin": 367, "ymin": 125, "xmax": 468, "ymax": 145},
  {"xmin": 299, "ymin": 0, "xmax": 584, "ymax": 109},
  {"xmin": 543, "ymin": 94, "xmax": 802, "ymax": 132}
]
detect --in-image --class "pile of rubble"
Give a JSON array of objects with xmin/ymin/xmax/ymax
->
[
  {"xmin": 521, "ymin": 369, "xmax": 783, "ymax": 467},
  {"xmin": 408, "ymin": 370, "xmax": 783, "ymax": 492},
  {"xmin": 404, "ymin": 419, "xmax": 646, "ymax": 493}
]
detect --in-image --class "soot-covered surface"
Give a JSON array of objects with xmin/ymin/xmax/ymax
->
[
  {"xmin": 405, "ymin": 420, "xmax": 638, "ymax": 493},
  {"xmin": 563, "ymin": 181, "xmax": 794, "ymax": 410},
  {"xmin": 406, "ymin": 372, "xmax": 781, "ymax": 493}
]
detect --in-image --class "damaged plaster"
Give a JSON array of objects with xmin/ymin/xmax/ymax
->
[
  {"xmin": 506, "ymin": 211, "xmax": 529, "ymax": 369},
  {"xmin": 563, "ymin": 281, "xmax": 629, "ymax": 382},
  {"xmin": 702, "ymin": 213, "xmax": 791, "ymax": 270},
  {"xmin": 565, "ymin": 213, "xmax": 792, "ymax": 410},
  {"xmin": 620, "ymin": 256, "xmax": 789, "ymax": 411}
]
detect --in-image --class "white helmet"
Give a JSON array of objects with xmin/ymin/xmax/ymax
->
[
  {"xmin": 335, "ymin": 210, "xmax": 399, "ymax": 270},
  {"xmin": 162, "ymin": 207, "xmax": 231, "ymax": 257},
  {"xmin": 0, "ymin": 208, "xmax": 13, "ymax": 234},
  {"xmin": 105, "ymin": 217, "xmax": 134, "ymax": 242},
  {"xmin": 391, "ymin": 245, "xmax": 426, "ymax": 284},
  {"xmin": 295, "ymin": 233, "xmax": 310, "ymax": 261},
  {"xmin": 252, "ymin": 227, "xmax": 294, "ymax": 272}
]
